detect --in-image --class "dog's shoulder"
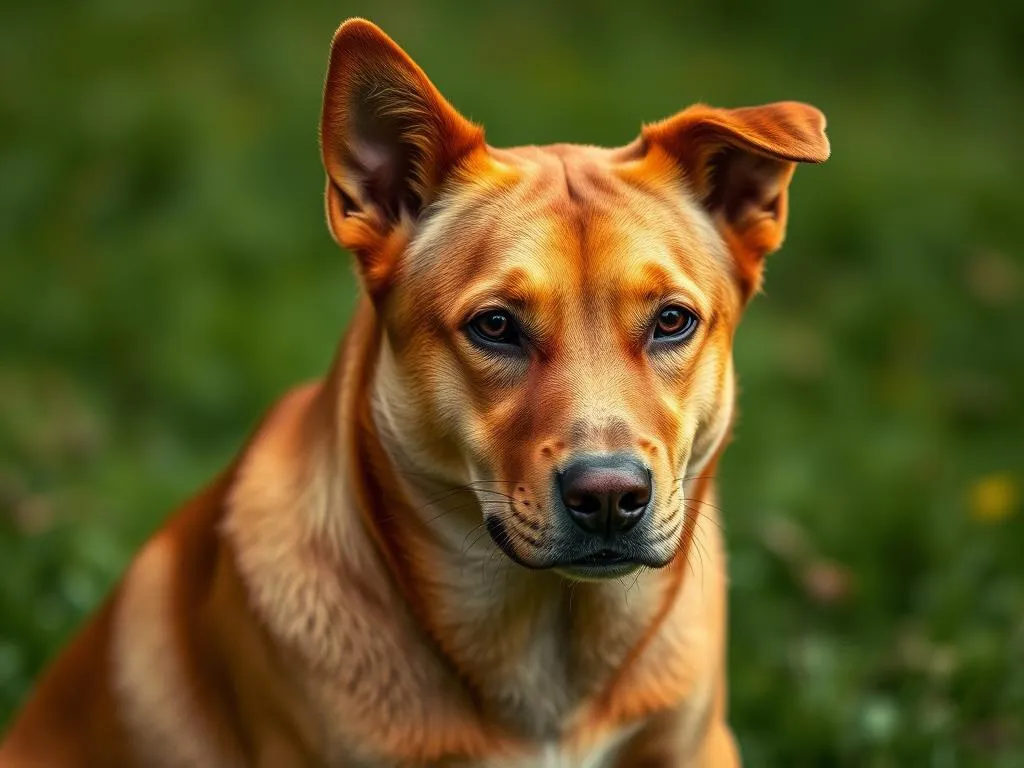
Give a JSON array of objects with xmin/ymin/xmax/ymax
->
[
  {"xmin": 108, "ymin": 381, "xmax": 337, "ymax": 766},
  {"xmin": 221, "ymin": 382, "xmax": 511, "ymax": 764},
  {"xmin": 0, "ymin": 594, "xmax": 130, "ymax": 767},
  {"xmin": 0, "ymin": 383, "xmax": 327, "ymax": 767}
]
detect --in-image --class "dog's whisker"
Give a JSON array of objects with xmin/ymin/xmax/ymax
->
[
  {"xmin": 681, "ymin": 504, "xmax": 726, "ymax": 532},
  {"xmin": 649, "ymin": 520, "xmax": 684, "ymax": 545},
  {"xmin": 414, "ymin": 485, "xmax": 519, "ymax": 512},
  {"xmin": 677, "ymin": 473, "xmax": 720, "ymax": 483},
  {"xmin": 624, "ymin": 567, "xmax": 645, "ymax": 603},
  {"xmin": 459, "ymin": 522, "xmax": 487, "ymax": 554},
  {"xmin": 375, "ymin": 499, "xmax": 478, "ymax": 527},
  {"xmin": 682, "ymin": 500, "xmax": 729, "ymax": 526},
  {"xmin": 617, "ymin": 574, "xmax": 632, "ymax": 607},
  {"xmin": 566, "ymin": 580, "xmax": 579, "ymax": 618},
  {"xmin": 686, "ymin": 530, "xmax": 714, "ymax": 591},
  {"xmin": 679, "ymin": 493, "xmax": 727, "ymax": 511}
]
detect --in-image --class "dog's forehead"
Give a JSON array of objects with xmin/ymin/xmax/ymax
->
[{"xmin": 404, "ymin": 143, "xmax": 731, "ymax": 304}]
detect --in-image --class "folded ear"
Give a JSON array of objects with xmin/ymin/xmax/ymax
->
[
  {"xmin": 642, "ymin": 101, "xmax": 829, "ymax": 297},
  {"xmin": 320, "ymin": 19, "xmax": 484, "ymax": 287}
]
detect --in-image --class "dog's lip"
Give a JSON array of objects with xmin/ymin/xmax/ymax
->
[
  {"xmin": 555, "ymin": 549, "xmax": 642, "ymax": 581},
  {"xmin": 567, "ymin": 548, "xmax": 632, "ymax": 567}
]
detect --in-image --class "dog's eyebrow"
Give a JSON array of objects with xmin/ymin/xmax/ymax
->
[
  {"xmin": 627, "ymin": 261, "xmax": 710, "ymax": 315},
  {"xmin": 446, "ymin": 267, "xmax": 553, "ymax": 325}
]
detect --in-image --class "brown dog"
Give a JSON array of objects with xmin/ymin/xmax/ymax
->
[{"xmin": 0, "ymin": 18, "xmax": 828, "ymax": 767}]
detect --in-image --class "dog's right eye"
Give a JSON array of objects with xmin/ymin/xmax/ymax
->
[{"xmin": 468, "ymin": 310, "xmax": 522, "ymax": 350}]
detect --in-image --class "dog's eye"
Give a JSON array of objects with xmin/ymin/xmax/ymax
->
[
  {"xmin": 653, "ymin": 306, "xmax": 699, "ymax": 342},
  {"xmin": 468, "ymin": 310, "xmax": 521, "ymax": 348}
]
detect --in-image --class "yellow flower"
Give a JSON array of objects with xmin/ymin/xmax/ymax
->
[{"xmin": 970, "ymin": 474, "xmax": 1020, "ymax": 523}]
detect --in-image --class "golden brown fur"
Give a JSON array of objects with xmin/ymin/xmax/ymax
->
[{"xmin": 0, "ymin": 18, "xmax": 828, "ymax": 767}]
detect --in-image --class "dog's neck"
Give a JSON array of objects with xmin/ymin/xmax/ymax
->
[{"xmin": 326, "ymin": 300, "xmax": 709, "ymax": 738}]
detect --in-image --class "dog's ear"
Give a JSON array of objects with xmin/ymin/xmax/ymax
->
[
  {"xmin": 642, "ymin": 101, "xmax": 829, "ymax": 297},
  {"xmin": 320, "ymin": 19, "xmax": 484, "ymax": 285}
]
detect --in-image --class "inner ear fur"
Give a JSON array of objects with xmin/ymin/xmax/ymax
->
[
  {"xmin": 642, "ymin": 101, "xmax": 829, "ymax": 297},
  {"xmin": 319, "ymin": 18, "xmax": 484, "ymax": 290}
]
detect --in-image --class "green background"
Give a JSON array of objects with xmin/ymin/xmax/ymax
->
[{"xmin": 2, "ymin": 1, "xmax": 1022, "ymax": 764}]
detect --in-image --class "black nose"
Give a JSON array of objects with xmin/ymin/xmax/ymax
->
[{"xmin": 558, "ymin": 454, "xmax": 652, "ymax": 535}]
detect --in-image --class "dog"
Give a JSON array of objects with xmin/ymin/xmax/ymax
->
[{"xmin": 0, "ymin": 18, "xmax": 828, "ymax": 767}]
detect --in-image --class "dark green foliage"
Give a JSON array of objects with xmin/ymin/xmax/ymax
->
[{"xmin": 1, "ymin": 1, "xmax": 1021, "ymax": 763}]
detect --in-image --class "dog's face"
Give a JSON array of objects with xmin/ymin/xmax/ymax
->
[{"xmin": 321, "ymin": 20, "xmax": 828, "ymax": 579}]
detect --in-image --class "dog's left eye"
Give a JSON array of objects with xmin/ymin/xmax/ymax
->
[
  {"xmin": 652, "ymin": 305, "xmax": 699, "ymax": 342},
  {"xmin": 468, "ymin": 310, "xmax": 522, "ymax": 349}
]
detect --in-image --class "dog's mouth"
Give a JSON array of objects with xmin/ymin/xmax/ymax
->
[
  {"xmin": 554, "ymin": 548, "xmax": 642, "ymax": 581},
  {"xmin": 570, "ymin": 548, "xmax": 630, "ymax": 568},
  {"xmin": 486, "ymin": 516, "xmax": 670, "ymax": 579}
]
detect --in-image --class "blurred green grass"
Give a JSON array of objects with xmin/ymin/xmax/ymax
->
[{"xmin": 1, "ymin": 0, "xmax": 1022, "ymax": 764}]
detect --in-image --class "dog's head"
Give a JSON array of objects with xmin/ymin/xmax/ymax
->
[{"xmin": 321, "ymin": 20, "xmax": 828, "ymax": 580}]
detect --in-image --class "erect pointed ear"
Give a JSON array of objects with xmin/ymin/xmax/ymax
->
[
  {"xmin": 642, "ymin": 101, "xmax": 829, "ymax": 297},
  {"xmin": 319, "ymin": 19, "xmax": 484, "ymax": 288}
]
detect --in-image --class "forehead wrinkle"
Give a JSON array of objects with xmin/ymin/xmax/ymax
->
[
  {"xmin": 589, "ymin": 187, "xmax": 735, "ymax": 314},
  {"xmin": 613, "ymin": 159, "xmax": 734, "ymax": 261},
  {"xmin": 556, "ymin": 154, "xmax": 726, "ymax": 286},
  {"xmin": 641, "ymin": 174, "xmax": 734, "ymax": 275},
  {"xmin": 583, "ymin": 211, "xmax": 700, "ymax": 291},
  {"xmin": 449, "ymin": 264, "xmax": 552, "ymax": 316},
  {"xmin": 405, "ymin": 184, "xmax": 511, "ymax": 279},
  {"xmin": 627, "ymin": 235, "xmax": 708, "ymax": 308},
  {"xmin": 407, "ymin": 154, "xmax": 557, "ymax": 256},
  {"xmin": 403, "ymin": 167, "xmax": 565, "ymax": 310},
  {"xmin": 401, "ymin": 144, "xmax": 739, "ymax": 337},
  {"xmin": 439, "ymin": 219, "xmax": 574, "ymax": 339}
]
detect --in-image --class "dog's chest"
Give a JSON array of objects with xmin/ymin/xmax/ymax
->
[
  {"xmin": 475, "ymin": 611, "xmax": 577, "ymax": 736},
  {"xmin": 466, "ymin": 723, "xmax": 641, "ymax": 768}
]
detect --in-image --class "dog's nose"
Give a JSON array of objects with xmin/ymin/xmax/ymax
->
[{"xmin": 559, "ymin": 454, "xmax": 651, "ymax": 535}]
